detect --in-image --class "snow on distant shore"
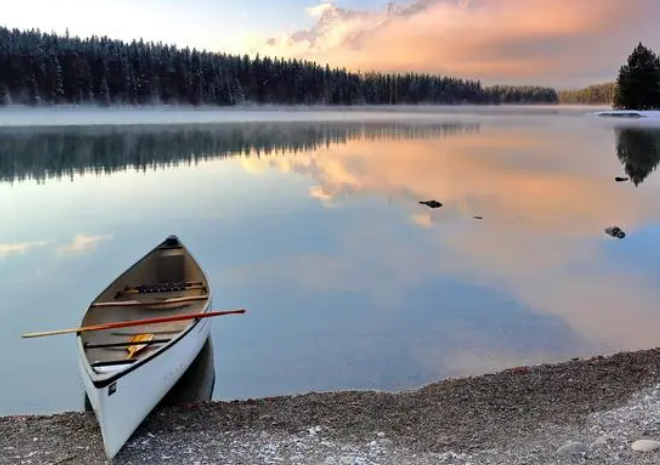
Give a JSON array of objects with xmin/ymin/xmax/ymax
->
[{"xmin": 591, "ymin": 110, "xmax": 660, "ymax": 119}]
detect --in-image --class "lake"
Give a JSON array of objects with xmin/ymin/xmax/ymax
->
[{"xmin": 2, "ymin": 105, "xmax": 660, "ymax": 417}]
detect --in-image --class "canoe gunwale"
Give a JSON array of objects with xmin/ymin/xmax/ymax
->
[{"xmin": 75, "ymin": 235, "xmax": 212, "ymax": 390}]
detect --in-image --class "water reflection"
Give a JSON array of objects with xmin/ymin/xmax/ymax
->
[
  {"xmin": 615, "ymin": 127, "xmax": 660, "ymax": 186},
  {"xmin": 83, "ymin": 336, "xmax": 216, "ymax": 412},
  {"xmin": 4, "ymin": 115, "xmax": 660, "ymax": 414},
  {"xmin": 222, "ymin": 120, "xmax": 660, "ymax": 374},
  {"xmin": 0, "ymin": 121, "xmax": 478, "ymax": 184}
]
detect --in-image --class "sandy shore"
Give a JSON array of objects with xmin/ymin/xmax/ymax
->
[{"xmin": 2, "ymin": 347, "xmax": 660, "ymax": 465}]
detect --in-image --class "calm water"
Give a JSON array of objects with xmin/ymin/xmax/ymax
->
[{"xmin": 2, "ymin": 106, "xmax": 660, "ymax": 416}]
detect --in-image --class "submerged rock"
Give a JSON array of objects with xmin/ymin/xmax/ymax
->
[
  {"xmin": 631, "ymin": 439, "xmax": 660, "ymax": 452},
  {"xmin": 605, "ymin": 226, "xmax": 626, "ymax": 239},
  {"xmin": 419, "ymin": 200, "xmax": 442, "ymax": 209},
  {"xmin": 615, "ymin": 176, "xmax": 630, "ymax": 182}
]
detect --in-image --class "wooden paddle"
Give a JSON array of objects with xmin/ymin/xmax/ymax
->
[
  {"xmin": 126, "ymin": 333, "xmax": 154, "ymax": 359},
  {"xmin": 21, "ymin": 309, "xmax": 246, "ymax": 339}
]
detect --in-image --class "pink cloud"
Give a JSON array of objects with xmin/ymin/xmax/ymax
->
[{"xmin": 253, "ymin": 0, "xmax": 660, "ymax": 87}]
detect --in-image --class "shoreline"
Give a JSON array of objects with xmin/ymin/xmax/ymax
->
[
  {"xmin": 0, "ymin": 103, "xmax": 611, "ymax": 130},
  {"xmin": 2, "ymin": 347, "xmax": 660, "ymax": 464}
]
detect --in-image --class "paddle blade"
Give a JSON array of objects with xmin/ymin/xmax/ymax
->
[{"xmin": 126, "ymin": 333, "xmax": 154, "ymax": 359}]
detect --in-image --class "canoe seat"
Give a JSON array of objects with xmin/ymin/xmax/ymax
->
[
  {"xmin": 131, "ymin": 282, "xmax": 203, "ymax": 294},
  {"xmin": 92, "ymin": 364, "xmax": 135, "ymax": 374},
  {"xmin": 91, "ymin": 359, "xmax": 139, "ymax": 367},
  {"xmin": 91, "ymin": 359, "xmax": 138, "ymax": 373}
]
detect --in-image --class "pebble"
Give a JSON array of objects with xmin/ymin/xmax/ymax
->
[
  {"xmin": 631, "ymin": 439, "xmax": 660, "ymax": 452},
  {"xmin": 591, "ymin": 435, "xmax": 610, "ymax": 448},
  {"xmin": 556, "ymin": 441, "xmax": 589, "ymax": 457},
  {"xmin": 5, "ymin": 349, "xmax": 660, "ymax": 465}
]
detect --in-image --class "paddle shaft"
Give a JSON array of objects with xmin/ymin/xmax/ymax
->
[{"xmin": 21, "ymin": 309, "xmax": 246, "ymax": 339}]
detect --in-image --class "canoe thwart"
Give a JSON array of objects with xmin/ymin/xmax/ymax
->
[
  {"xmin": 92, "ymin": 295, "xmax": 209, "ymax": 308},
  {"xmin": 84, "ymin": 338, "xmax": 173, "ymax": 349}
]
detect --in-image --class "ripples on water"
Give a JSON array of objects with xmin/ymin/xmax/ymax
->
[{"xmin": 1, "ymin": 109, "xmax": 660, "ymax": 416}]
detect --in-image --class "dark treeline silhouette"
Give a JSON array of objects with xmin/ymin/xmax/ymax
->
[
  {"xmin": 483, "ymin": 85, "xmax": 558, "ymax": 104},
  {"xmin": 558, "ymin": 83, "xmax": 616, "ymax": 105},
  {"xmin": 0, "ymin": 121, "xmax": 480, "ymax": 184},
  {"xmin": 614, "ymin": 43, "xmax": 660, "ymax": 110},
  {"xmin": 615, "ymin": 127, "xmax": 660, "ymax": 185},
  {"xmin": 0, "ymin": 26, "xmax": 558, "ymax": 107}
]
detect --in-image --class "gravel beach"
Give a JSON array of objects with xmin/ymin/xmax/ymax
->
[{"xmin": 3, "ymin": 347, "xmax": 660, "ymax": 465}]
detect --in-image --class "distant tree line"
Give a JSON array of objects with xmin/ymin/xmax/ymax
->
[
  {"xmin": 0, "ymin": 121, "xmax": 480, "ymax": 184},
  {"xmin": 0, "ymin": 26, "xmax": 560, "ymax": 107},
  {"xmin": 483, "ymin": 85, "xmax": 558, "ymax": 104},
  {"xmin": 557, "ymin": 82, "xmax": 616, "ymax": 105}
]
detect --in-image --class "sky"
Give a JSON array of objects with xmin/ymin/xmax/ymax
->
[{"xmin": 3, "ymin": 0, "xmax": 660, "ymax": 88}]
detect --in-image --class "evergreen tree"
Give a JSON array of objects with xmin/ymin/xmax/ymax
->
[{"xmin": 613, "ymin": 43, "xmax": 660, "ymax": 110}]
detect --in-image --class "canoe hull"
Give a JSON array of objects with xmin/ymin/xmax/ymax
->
[
  {"xmin": 75, "ymin": 235, "xmax": 214, "ymax": 460},
  {"xmin": 78, "ymin": 304, "xmax": 212, "ymax": 459}
]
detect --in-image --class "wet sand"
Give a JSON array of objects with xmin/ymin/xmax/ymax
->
[{"xmin": 2, "ymin": 347, "xmax": 660, "ymax": 464}]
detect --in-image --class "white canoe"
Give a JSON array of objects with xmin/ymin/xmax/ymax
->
[{"xmin": 76, "ymin": 235, "xmax": 212, "ymax": 460}]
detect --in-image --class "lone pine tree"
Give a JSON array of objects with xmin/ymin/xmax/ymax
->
[{"xmin": 614, "ymin": 42, "xmax": 660, "ymax": 110}]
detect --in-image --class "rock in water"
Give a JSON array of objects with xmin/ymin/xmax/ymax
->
[
  {"xmin": 556, "ymin": 441, "xmax": 589, "ymax": 457},
  {"xmin": 419, "ymin": 200, "xmax": 442, "ymax": 209},
  {"xmin": 631, "ymin": 439, "xmax": 660, "ymax": 452},
  {"xmin": 605, "ymin": 226, "xmax": 626, "ymax": 239}
]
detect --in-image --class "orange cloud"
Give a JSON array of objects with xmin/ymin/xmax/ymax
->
[{"xmin": 254, "ymin": 0, "xmax": 660, "ymax": 86}]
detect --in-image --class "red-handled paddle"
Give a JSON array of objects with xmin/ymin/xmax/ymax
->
[{"xmin": 21, "ymin": 309, "xmax": 246, "ymax": 339}]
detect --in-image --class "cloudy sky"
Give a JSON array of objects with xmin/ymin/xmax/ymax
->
[{"xmin": 4, "ymin": 0, "xmax": 660, "ymax": 87}]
